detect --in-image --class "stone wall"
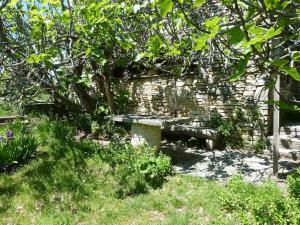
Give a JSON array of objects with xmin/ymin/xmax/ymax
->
[{"xmin": 124, "ymin": 72, "xmax": 270, "ymax": 137}]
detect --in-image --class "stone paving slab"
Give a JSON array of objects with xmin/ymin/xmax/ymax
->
[{"xmin": 161, "ymin": 141, "xmax": 300, "ymax": 184}]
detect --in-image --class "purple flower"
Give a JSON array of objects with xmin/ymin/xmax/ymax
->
[
  {"xmin": 6, "ymin": 130, "xmax": 14, "ymax": 139},
  {"xmin": 0, "ymin": 136, "xmax": 3, "ymax": 141}
]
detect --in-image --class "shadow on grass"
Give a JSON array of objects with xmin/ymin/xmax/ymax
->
[{"xmin": 0, "ymin": 139, "xmax": 98, "ymax": 214}]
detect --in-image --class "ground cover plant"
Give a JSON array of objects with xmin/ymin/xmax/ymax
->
[
  {"xmin": 0, "ymin": 121, "xmax": 38, "ymax": 172},
  {"xmin": 0, "ymin": 119, "xmax": 299, "ymax": 224}
]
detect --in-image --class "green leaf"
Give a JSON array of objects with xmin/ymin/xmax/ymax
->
[
  {"xmin": 267, "ymin": 100, "xmax": 300, "ymax": 112},
  {"xmin": 264, "ymin": 27, "xmax": 283, "ymax": 39},
  {"xmin": 27, "ymin": 54, "xmax": 41, "ymax": 64},
  {"xmin": 192, "ymin": 0, "xmax": 206, "ymax": 8},
  {"xmin": 243, "ymin": 27, "xmax": 283, "ymax": 47},
  {"xmin": 271, "ymin": 59, "xmax": 300, "ymax": 81},
  {"xmin": 271, "ymin": 59, "xmax": 289, "ymax": 67},
  {"xmin": 229, "ymin": 54, "xmax": 250, "ymax": 81},
  {"xmin": 228, "ymin": 27, "xmax": 245, "ymax": 44},
  {"xmin": 264, "ymin": 0, "xmax": 281, "ymax": 11},
  {"xmin": 166, "ymin": 46, "xmax": 181, "ymax": 56},
  {"xmin": 158, "ymin": 0, "xmax": 173, "ymax": 17},
  {"xmin": 292, "ymin": 52, "xmax": 300, "ymax": 62},
  {"xmin": 193, "ymin": 34, "xmax": 210, "ymax": 51},
  {"xmin": 48, "ymin": 0, "xmax": 61, "ymax": 6},
  {"xmin": 280, "ymin": 66, "xmax": 300, "ymax": 81},
  {"xmin": 8, "ymin": 0, "xmax": 19, "ymax": 7},
  {"xmin": 249, "ymin": 26, "xmax": 268, "ymax": 35},
  {"xmin": 86, "ymin": 48, "xmax": 92, "ymax": 56},
  {"xmin": 147, "ymin": 35, "xmax": 163, "ymax": 55},
  {"xmin": 205, "ymin": 17, "xmax": 220, "ymax": 37},
  {"xmin": 205, "ymin": 17, "xmax": 220, "ymax": 29},
  {"xmin": 134, "ymin": 52, "xmax": 146, "ymax": 62}
]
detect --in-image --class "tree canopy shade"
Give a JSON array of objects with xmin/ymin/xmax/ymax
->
[{"xmin": 0, "ymin": 0, "xmax": 299, "ymax": 114}]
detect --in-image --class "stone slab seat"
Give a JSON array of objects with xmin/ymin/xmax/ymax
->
[
  {"xmin": 106, "ymin": 114, "xmax": 191, "ymax": 150},
  {"xmin": 162, "ymin": 124, "xmax": 219, "ymax": 150}
]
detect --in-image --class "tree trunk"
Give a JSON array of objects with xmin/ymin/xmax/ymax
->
[
  {"xmin": 103, "ymin": 74, "xmax": 114, "ymax": 115},
  {"xmin": 72, "ymin": 62, "xmax": 97, "ymax": 112},
  {"xmin": 90, "ymin": 60, "xmax": 114, "ymax": 115},
  {"xmin": 72, "ymin": 83, "xmax": 97, "ymax": 112}
]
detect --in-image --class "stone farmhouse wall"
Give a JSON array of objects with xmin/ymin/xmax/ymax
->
[
  {"xmin": 123, "ymin": 72, "xmax": 270, "ymax": 138},
  {"xmin": 117, "ymin": 70, "xmax": 271, "ymax": 135}
]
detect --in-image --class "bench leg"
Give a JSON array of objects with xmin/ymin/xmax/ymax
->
[
  {"xmin": 131, "ymin": 123, "xmax": 161, "ymax": 153},
  {"xmin": 205, "ymin": 139, "xmax": 216, "ymax": 150}
]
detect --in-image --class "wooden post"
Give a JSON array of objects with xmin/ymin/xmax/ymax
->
[{"xmin": 273, "ymin": 75, "xmax": 280, "ymax": 177}]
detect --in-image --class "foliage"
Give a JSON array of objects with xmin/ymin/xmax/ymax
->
[
  {"xmin": 208, "ymin": 106, "xmax": 266, "ymax": 149},
  {"xmin": 91, "ymin": 121, "xmax": 127, "ymax": 138},
  {"xmin": 0, "ymin": 0, "xmax": 298, "ymax": 114},
  {"xmin": 0, "ymin": 121, "xmax": 38, "ymax": 170},
  {"xmin": 287, "ymin": 167, "xmax": 300, "ymax": 205},
  {"xmin": 209, "ymin": 110, "xmax": 245, "ymax": 148},
  {"xmin": 34, "ymin": 119, "xmax": 75, "ymax": 146},
  {"xmin": 6, "ymin": 121, "xmax": 31, "ymax": 136},
  {"xmin": 253, "ymin": 137, "xmax": 268, "ymax": 154},
  {"xmin": 70, "ymin": 113, "xmax": 93, "ymax": 133},
  {"xmin": 0, "ymin": 136, "xmax": 38, "ymax": 169},
  {"xmin": 0, "ymin": 118, "xmax": 300, "ymax": 224},
  {"xmin": 33, "ymin": 118, "xmax": 169, "ymax": 197},
  {"xmin": 101, "ymin": 141, "xmax": 172, "ymax": 197},
  {"xmin": 221, "ymin": 176, "xmax": 300, "ymax": 225}
]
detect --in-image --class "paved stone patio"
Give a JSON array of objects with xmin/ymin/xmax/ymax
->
[{"xmin": 161, "ymin": 141, "xmax": 300, "ymax": 184}]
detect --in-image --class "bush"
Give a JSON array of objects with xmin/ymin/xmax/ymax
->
[
  {"xmin": 91, "ymin": 121, "xmax": 127, "ymax": 138},
  {"xmin": 221, "ymin": 176, "xmax": 300, "ymax": 225},
  {"xmin": 74, "ymin": 139, "xmax": 101, "ymax": 156},
  {"xmin": 0, "ymin": 136, "xmax": 38, "ymax": 168},
  {"xmin": 71, "ymin": 113, "xmax": 92, "ymax": 132},
  {"xmin": 209, "ymin": 112, "xmax": 245, "ymax": 149},
  {"xmin": 287, "ymin": 167, "xmax": 300, "ymax": 205},
  {"xmin": 101, "ymin": 141, "xmax": 172, "ymax": 197},
  {"xmin": 254, "ymin": 138, "xmax": 268, "ymax": 154}
]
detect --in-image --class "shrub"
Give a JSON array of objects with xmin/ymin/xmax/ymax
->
[
  {"xmin": 209, "ymin": 107, "xmax": 266, "ymax": 150},
  {"xmin": 0, "ymin": 136, "xmax": 38, "ymax": 168},
  {"xmin": 253, "ymin": 138, "xmax": 268, "ymax": 154},
  {"xmin": 209, "ymin": 112, "xmax": 245, "ymax": 149},
  {"xmin": 91, "ymin": 121, "xmax": 127, "ymax": 138},
  {"xmin": 221, "ymin": 176, "xmax": 300, "ymax": 225},
  {"xmin": 91, "ymin": 121, "xmax": 101, "ymax": 136},
  {"xmin": 71, "ymin": 113, "xmax": 92, "ymax": 132},
  {"xmin": 101, "ymin": 141, "xmax": 172, "ymax": 197},
  {"xmin": 287, "ymin": 167, "xmax": 300, "ymax": 205},
  {"xmin": 74, "ymin": 139, "xmax": 101, "ymax": 156}
]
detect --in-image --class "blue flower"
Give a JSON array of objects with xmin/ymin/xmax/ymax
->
[
  {"xmin": 6, "ymin": 130, "xmax": 14, "ymax": 139},
  {"xmin": 0, "ymin": 136, "xmax": 3, "ymax": 141}
]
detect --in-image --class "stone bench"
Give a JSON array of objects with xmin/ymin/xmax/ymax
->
[
  {"xmin": 163, "ymin": 124, "xmax": 219, "ymax": 150},
  {"xmin": 107, "ymin": 115, "xmax": 191, "ymax": 151}
]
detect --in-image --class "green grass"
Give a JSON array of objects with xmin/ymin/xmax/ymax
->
[
  {"xmin": 0, "ymin": 143, "xmax": 236, "ymax": 225},
  {"xmin": 0, "ymin": 119, "xmax": 299, "ymax": 225}
]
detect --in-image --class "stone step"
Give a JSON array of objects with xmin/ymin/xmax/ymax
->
[{"xmin": 268, "ymin": 135, "xmax": 300, "ymax": 149}]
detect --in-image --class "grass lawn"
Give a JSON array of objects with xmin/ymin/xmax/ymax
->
[
  {"xmin": 0, "ymin": 144, "xmax": 236, "ymax": 225},
  {"xmin": 0, "ymin": 120, "xmax": 299, "ymax": 225}
]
